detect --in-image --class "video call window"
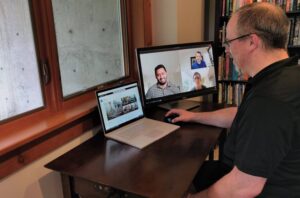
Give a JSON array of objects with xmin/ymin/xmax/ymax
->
[{"xmin": 138, "ymin": 44, "xmax": 216, "ymax": 100}]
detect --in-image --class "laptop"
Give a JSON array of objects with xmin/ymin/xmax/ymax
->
[{"xmin": 96, "ymin": 82, "xmax": 180, "ymax": 149}]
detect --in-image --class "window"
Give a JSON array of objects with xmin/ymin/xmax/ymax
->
[
  {"xmin": 0, "ymin": 0, "xmax": 43, "ymax": 121},
  {"xmin": 0, "ymin": 0, "xmax": 129, "ymax": 123},
  {"xmin": 51, "ymin": 0, "xmax": 127, "ymax": 97},
  {"xmin": 0, "ymin": 0, "xmax": 148, "ymax": 179},
  {"xmin": 0, "ymin": 0, "xmax": 132, "ymax": 158}
]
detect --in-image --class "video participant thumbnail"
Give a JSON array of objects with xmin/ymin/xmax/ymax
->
[{"xmin": 104, "ymin": 95, "xmax": 138, "ymax": 120}]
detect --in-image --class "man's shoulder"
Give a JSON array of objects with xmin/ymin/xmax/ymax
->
[
  {"xmin": 147, "ymin": 83, "xmax": 159, "ymax": 93},
  {"xmin": 167, "ymin": 81, "xmax": 176, "ymax": 86},
  {"xmin": 146, "ymin": 83, "xmax": 159, "ymax": 99},
  {"xmin": 191, "ymin": 62, "xmax": 199, "ymax": 68},
  {"xmin": 167, "ymin": 82, "xmax": 180, "ymax": 89},
  {"xmin": 253, "ymin": 64, "xmax": 300, "ymax": 105}
]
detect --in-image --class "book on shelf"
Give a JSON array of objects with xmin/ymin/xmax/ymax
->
[
  {"xmin": 288, "ymin": 16, "xmax": 300, "ymax": 46},
  {"xmin": 222, "ymin": 0, "xmax": 300, "ymax": 17},
  {"xmin": 218, "ymin": 52, "xmax": 249, "ymax": 81},
  {"xmin": 219, "ymin": 22, "xmax": 226, "ymax": 42},
  {"xmin": 218, "ymin": 82, "xmax": 246, "ymax": 106}
]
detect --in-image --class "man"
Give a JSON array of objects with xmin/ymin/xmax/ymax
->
[
  {"xmin": 146, "ymin": 64, "xmax": 180, "ymax": 99},
  {"xmin": 191, "ymin": 51, "xmax": 207, "ymax": 69},
  {"xmin": 167, "ymin": 3, "xmax": 300, "ymax": 197},
  {"xmin": 190, "ymin": 72, "xmax": 206, "ymax": 91}
]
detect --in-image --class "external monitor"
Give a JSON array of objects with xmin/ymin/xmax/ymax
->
[{"xmin": 136, "ymin": 41, "xmax": 217, "ymax": 110}]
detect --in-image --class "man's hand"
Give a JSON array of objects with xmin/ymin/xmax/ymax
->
[
  {"xmin": 165, "ymin": 109, "xmax": 196, "ymax": 123},
  {"xmin": 166, "ymin": 107, "xmax": 237, "ymax": 128}
]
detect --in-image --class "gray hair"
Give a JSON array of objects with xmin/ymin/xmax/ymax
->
[{"xmin": 235, "ymin": 3, "xmax": 289, "ymax": 49}]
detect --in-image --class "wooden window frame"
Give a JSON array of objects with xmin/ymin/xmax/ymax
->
[
  {"xmin": 0, "ymin": 0, "xmax": 152, "ymax": 179},
  {"xmin": 0, "ymin": 0, "xmax": 138, "ymax": 178}
]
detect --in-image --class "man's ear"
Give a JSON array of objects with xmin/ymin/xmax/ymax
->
[{"xmin": 248, "ymin": 33, "xmax": 260, "ymax": 51}]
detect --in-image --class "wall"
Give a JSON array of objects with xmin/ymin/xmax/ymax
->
[
  {"xmin": 151, "ymin": 0, "xmax": 178, "ymax": 45},
  {"xmin": 152, "ymin": 0, "xmax": 204, "ymax": 45},
  {"xmin": 151, "ymin": 0, "xmax": 208, "ymax": 102},
  {"xmin": 0, "ymin": 130, "xmax": 96, "ymax": 198},
  {"xmin": 177, "ymin": 0, "xmax": 205, "ymax": 43}
]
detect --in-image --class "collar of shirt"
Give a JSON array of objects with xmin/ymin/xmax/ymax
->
[{"xmin": 156, "ymin": 82, "xmax": 171, "ymax": 89}]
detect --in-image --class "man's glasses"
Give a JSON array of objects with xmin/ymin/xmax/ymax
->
[{"xmin": 223, "ymin": 33, "xmax": 254, "ymax": 47}]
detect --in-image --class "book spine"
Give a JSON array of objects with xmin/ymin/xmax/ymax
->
[
  {"xmin": 232, "ymin": 0, "xmax": 237, "ymax": 12},
  {"xmin": 289, "ymin": 18, "xmax": 295, "ymax": 45},
  {"xmin": 226, "ymin": 0, "xmax": 231, "ymax": 16},
  {"xmin": 232, "ymin": 63, "xmax": 239, "ymax": 80},
  {"xmin": 293, "ymin": 17, "xmax": 300, "ymax": 45},
  {"xmin": 227, "ymin": 84, "xmax": 233, "ymax": 104},
  {"xmin": 283, "ymin": 0, "xmax": 287, "ymax": 10},
  {"xmin": 293, "ymin": 0, "xmax": 298, "ymax": 10},
  {"xmin": 225, "ymin": 53, "xmax": 230, "ymax": 80},
  {"xmin": 224, "ymin": 84, "xmax": 228, "ymax": 103},
  {"xmin": 218, "ymin": 82, "xmax": 247, "ymax": 106},
  {"xmin": 222, "ymin": 0, "xmax": 226, "ymax": 16},
  {"xmin": 233, "ymin": 84, "xmax": 238, "ymax": 105},
  {"xmin": 228, "ymin": 58, "xmax": 233, "ymax": 80},
  {"xmin": 222, "ymin": 22, "xmax": 226, "ymax": 43},
  {"xmin": 218, "ymin": 56, "xmax": 223, "ymax": 80},
  {"xmin": 286, "ymin": 0, "xmax": 291, "ymax": 11},
  {"xmin": 218, "ymin": 83, "xmax": 223, "ymax": 103},
  {"xmin": 297, "ymin": 17, "xmax": 300, "ymax": 45}
]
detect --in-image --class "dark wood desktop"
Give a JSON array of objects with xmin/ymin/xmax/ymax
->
[{"xmin": 45, "ymin": 103, "xmax": 226, "ymax": 198}]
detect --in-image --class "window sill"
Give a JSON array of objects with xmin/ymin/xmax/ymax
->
[
  {"xmin": 0, "ymin": 99, "xmax": 98, "ymax": 156},
  {"xmin": 0, "ymin": 96, "xmax": 101, "ymax": 179}
]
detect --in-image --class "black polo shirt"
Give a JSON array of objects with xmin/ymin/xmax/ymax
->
[{"xmin": 223, "ymin": 56, "xmax": 300, "ymax": 197}]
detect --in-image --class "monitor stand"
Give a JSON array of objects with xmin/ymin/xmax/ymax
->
[{"xmin": 158, "ymin": 99, "xmax": 200, "ymax": 110}]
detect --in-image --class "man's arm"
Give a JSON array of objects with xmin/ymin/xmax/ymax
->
[
  {"xmin": 166, "ymin": 107, "xmax": 237, "ymax": 128},
  {"xmin": 188, "ymin": 166, "xmax": 266, "ymax": 198}
]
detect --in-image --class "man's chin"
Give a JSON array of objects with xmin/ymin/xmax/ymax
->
[{"xmin": 158, "ymin": 81, "xmax": 167, "ymax": 86}]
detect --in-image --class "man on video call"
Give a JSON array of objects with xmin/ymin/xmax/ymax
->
[
  {"xmin": 191, "ymin": 51, "xmax": 207, "ymax": 69},
  {"xmin": 166, "ymin": 2, "xmax": 300, "ymax": 197},
  {"xmin": 146, "ymin": 64, "xmax": 180, "ymax": 99}
]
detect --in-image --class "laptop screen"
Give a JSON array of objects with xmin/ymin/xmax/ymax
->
[{"xmin": 96, "ymin": 83, "xmax": 144, "ymax": 132}]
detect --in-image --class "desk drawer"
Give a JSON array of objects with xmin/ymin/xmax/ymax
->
[
  {"xmin": 73, "ymin": 177, "xmax": 111, "ymax": 198},
  {"xmin": 73, "ymin": 177, "xmax": 143, "ymax": 198}
]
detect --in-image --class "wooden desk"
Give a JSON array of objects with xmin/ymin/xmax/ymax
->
[{"xmin": 45, "ymin": 103, "xmax": 225, "ymax": 198}]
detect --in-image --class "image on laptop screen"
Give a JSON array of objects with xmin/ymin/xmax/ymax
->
[{"xmin": 97, "ymin": 83, "xmax": 144, "ymax": 132}]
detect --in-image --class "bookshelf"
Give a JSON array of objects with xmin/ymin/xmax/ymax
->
[{"xmin": 205, "ymin": 0, "xmax": 300, "ymax": 106}]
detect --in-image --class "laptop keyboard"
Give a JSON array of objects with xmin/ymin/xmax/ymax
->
[
  {"xmin": 118, "ymin": 125, "xmax": 153, "ymax": 139},
  {"xmin": 118, "ymin": 124, "xmax": 159, "ymax": 139}
]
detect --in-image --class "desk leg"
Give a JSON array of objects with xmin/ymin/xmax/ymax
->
[
  {"xmin": 208, "ymin": 147, "xmax": 215, "ymax": 161},
  {"xmin": 61, "ymin": 173, "xmax": 78, "ymax": 198},
  {"xmin": 208, "ymin": 129, "xmax": 227, "ymax": 161}
]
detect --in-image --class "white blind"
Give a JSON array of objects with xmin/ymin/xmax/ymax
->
[{"xmin": 0, "ymin": 0, "xmax": 43, "ymax": 121}]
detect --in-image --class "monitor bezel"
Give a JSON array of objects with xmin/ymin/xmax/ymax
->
[{"xmin": 136, "ymin": 41, "xmax": 218, "ymax": 108}]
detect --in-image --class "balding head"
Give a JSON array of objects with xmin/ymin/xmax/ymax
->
[{"xmin": 233, "ymin": 2, "xmax": 289, "ymax": 50}]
